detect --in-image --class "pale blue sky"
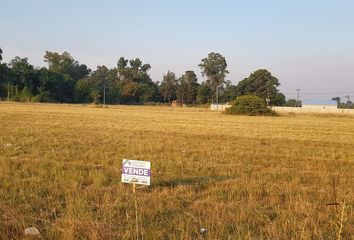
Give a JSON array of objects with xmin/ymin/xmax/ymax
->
[{"xmin": 1, "ymin": 0, "xmax": 354, "ymax": 101}]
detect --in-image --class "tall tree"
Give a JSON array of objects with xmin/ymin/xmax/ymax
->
[
  {"xmin": 176, "ymin": 71, "xmax": 198, "ymax": 104},
  {"xmin": 196, "ymin": 83, "xmax": 213, "ymax": 104},
  {"xmin": 332, "ymin": 97, "xmax": 341, "ymax": 107},
  {"xmin": 0, "ymin": 63, "xmax": 11, "ymax": 100},
  {"xmin": 117, "ymin": 57, "xmax": 152, "ymax": 84},
  {"xmin": 160, "ymin": 71, "xmax": 177, "ymax": 103},
  {"xmin": 184, "ymin": 71, "xmax": 199, "ymax": 104},
  {"xmin": 236, "ymin": 69, "xmax": 285, "ymax": 106},
  {"xmin": 90, "ymin": 66, "xmax": 109, "ymax": 87},
  {"xmin": 116, "ymin": 57, "xmax": 157, "ymax": 103},
  {"xmin": 0, "ymin": 48, "xmax": 9, "ymax": 99},
  {"xmin": 222, "ymin": 80, "xmax": 238, "ymax": 103},
  {"xmin": 43, "ymin": 51, "xmax": 90, "ymax": 102},
  {"xmin": 38, "ymin": 67, "xmax": 66, "ymax": 102},
  {"xmin": 8, "ymin": 57, "xmax": 39, "ymax": 96},
  {"xmin": 136, "ymin": 83, "xmax": 158, "ymax": 103},
  {"xmin": 104, "ymin": 68, "xmax": 121, "ymax": 104},
  {"xmin": 90, "ymin": 65, "xmax": 109, "ymax": 103},
  {"xmin": 43, "ymin": 51, "xmax": 90, "ymax": 81},
  {"xmin": 176, "ymin": 78, "xmax": 187, "ymax": 105},
  {"xmin": 75, "ymin": 65, "xmax": 122, "ymax": 104},
  {"xmin": 74, "ymin": 78, "xmax": 92, "ymax": 103},
  {"xmin": 199, "ymin": 52, "xmax": 229, "ymax": 91}
]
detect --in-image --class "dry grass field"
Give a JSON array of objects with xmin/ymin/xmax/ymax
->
[{"xmin": 0, "ymin": 102, "xmax": 354, "ymax": 240}]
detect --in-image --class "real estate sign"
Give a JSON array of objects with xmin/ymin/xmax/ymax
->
[{"xmin": 121, "ymin": 159, "xmax": 151, "ymax": 186}]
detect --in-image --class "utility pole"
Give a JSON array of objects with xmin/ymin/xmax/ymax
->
[
  {"xmin": 266, "ymin": 98, "xmax": 270, "ymax": 106},
  {"xmin": 296, "ymin": 89, "xmax": 301, "ymax": 107},
  {"xmin": 216, "ymin": 86, "xmax": 218, "ymax": 110},
  {"xmin": 216, "ymin": 85, "xmax": 222, "ymax": 111},
  {"xmin": 103, "ymin": 84, "xmax": 106, "ymax": 106},
  {"xmin": 266, "ymin": 87, "xmax": 270, "ymax": 106},
  {"xmin": 103, "ymin": 75, "xmax": 107, "ymax": 106},
  {"xmin": 4, "ymin": 82, "xmax": 10, "ymax": 101},
  {"xmin": 345, "ymin": 95, "xmax": 350, "ymax": 109}
]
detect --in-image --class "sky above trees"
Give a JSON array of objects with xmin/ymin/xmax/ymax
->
[{"xmin": 1, "ymin": 0, "xmax": 354, "ymax": 102}]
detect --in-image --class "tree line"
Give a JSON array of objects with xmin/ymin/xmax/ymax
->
[
  {"xmin": 331, "ymin": 97, "xmax": 354, "ymax": 109},
  {"xmin": 0, "ymin": 47, "xmax": 289, "ymax": 106}
]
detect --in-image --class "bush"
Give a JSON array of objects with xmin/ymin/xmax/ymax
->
[
  {"xmin": 33, "ymin": 88, "xmax": 53, "ymax": 102},
  {"xmin": 224, "ymin": 95, "xmax": 276, "ymax": 116},
  {"xmin": 19, "ymin": 87, "xmax": 32, "ymax": 102}
]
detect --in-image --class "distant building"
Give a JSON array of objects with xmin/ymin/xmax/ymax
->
[
  {"xmin": 302, "ymin": 104, "xmax": 337, "ymax": 110},
  {"xmin": 210, "ymin": 104, "xmax": 231, "ymax": 111}
]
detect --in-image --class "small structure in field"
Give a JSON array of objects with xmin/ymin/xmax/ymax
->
[
  {"xmin": 210, "ymin": 103, "xmax": 231, "ymax": 111},
  {"xmin": 171, "ymin": 100, "xmax": 187, "ymax": 107},
  {"xmin": 171, "ymin": 100, "xmax": 178, "ymax": 107}
]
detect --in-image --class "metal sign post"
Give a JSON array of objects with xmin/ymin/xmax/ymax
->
[{"xmin": 132, "ymin": 181, "xmax": 139, "ymax": 240}]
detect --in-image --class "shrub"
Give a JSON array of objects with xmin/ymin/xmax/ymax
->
[
  {"xmin": 19, "ymin": 87, "xmax": 32, "ymax": 102},
  {"xmin": 224, "ymin": 95, "xmax": 276, "ymax": 116},
  {"xmin": 33, "ymin": 89, "xmax": 52, "ymax": 102}
]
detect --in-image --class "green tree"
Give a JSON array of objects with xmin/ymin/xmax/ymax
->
[
  {"xmin": 0, "ymin": 63, "xmax": 11, "ymax": 100},
  {"xmin": 106, "ymin": 84, "xmax": 122, "ymax": 104},
  {"xmin": 90, "ymin": 90, "xmax": 101, "ymax": 104},
  {"xmin": 44, "ymin": 51, "xmax": 90, "ymax": 80},
  {"xmin": 117, "ymin": 57, "xmax": 152, "ymax": 84},
  {"xmin": 33, "ymin": 86, "xmax": 51, "ymax": 102},
  {"xmin": 121, "ymin": 81, "xmax": 139, "ymax": 103},
  {"xmin": 8, "ymin": 57, "xmax": 39, "ymax": 95},
  {"xmin": 80, "ymin": 65, "xmax": 123, "ymax": 104},
  {"xmin": 160, "ymin": 71, "xmax": 177, "ymax": 103},
  {"xmin": 236, "ymin": 69, "xmax": 285, "ymax": 106},
  {"xmin": 43, "ymin": 51, "xmax": 90, "ymax": 102},
  {"xmin": 137, "ymin": 83, "xmax": 157, "ymax": 103},
  {"xmin": 285, "ymin": 99, "xmax": 302, "ymax": 107},
  {"xmin": 90, "ymin": 65, "xmax": 109, "ymax": 103},
  {"xmin": 185, "ymin": 71, "xmax": 199, "ymax": 104},
  {"xmin": 221, "ymin": 80, "xmax": 238, "ymax": 103},
  {"xmin": 19, "ymin": 86, "xmax": 32, "ymax": 102},
  {"xmin": 332, "ymin": 97, "xmax": 341, "ymax": 107},
  {"xmin": 176, "ymin": 79, "xmax": 187, "ymax": 105},
  {"xmin": 10, "ymin": 85, "xmax": 20, "ymax": 101},
  {"xmin": 333, "ymin": 96, "xmax": 354, "ymax": 109},
  {"xmin": 101, "ymin": 67, "xmax": 121, "ymax": 104},
  {"xmin": 176, "ymin": 71, "xmax": 198, "ymax": 105},
  {"xmin": 196, "ymin": 83, "xmax": 213, "ymax": 104},
  {"xmin": 38, "ymin": 68, "xmax": 65, "ymax": 102},
  {"xmin": 225, "ymin": 95, "xmax": 275, "ymax": 116},
  {"xmin": 74, "ymin": 78, "xmax": 92, "ymax": 103},
  {"xmin": 116, "ymin": 57, "xmax": 157, "ymax": 103},
  {"xmin": 199, "ymin": 52, "xmax": 229, "ymax": 92},
  {"xmin": 0, "ymin": 48, "xmax": 7, "ymax": 99}
]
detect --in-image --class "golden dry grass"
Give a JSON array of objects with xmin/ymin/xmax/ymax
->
[{"xmin": 0, "ymin": 102, "xmax": 354, "ymax": 240}]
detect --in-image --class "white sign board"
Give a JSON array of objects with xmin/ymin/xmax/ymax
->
[{"xmin": 121, "ymin": 159, "xmax": 151, "ymax": 186}]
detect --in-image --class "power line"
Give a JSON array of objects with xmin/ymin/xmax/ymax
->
[
  {"xmin": 284, "ymin": 91, "xmax": 354, "ymax": 95},
  {"xmin": 344, "ymin": 95, "xmax": 351, "ymax": 109},
  {"xmin": 296, "ymin": 89, "xmax": 300, "ymax": 107}
]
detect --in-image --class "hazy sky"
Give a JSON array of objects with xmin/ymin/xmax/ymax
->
[{"xmin": 1, "ymin": 0, "xmax": 354, "ymax": 101}]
